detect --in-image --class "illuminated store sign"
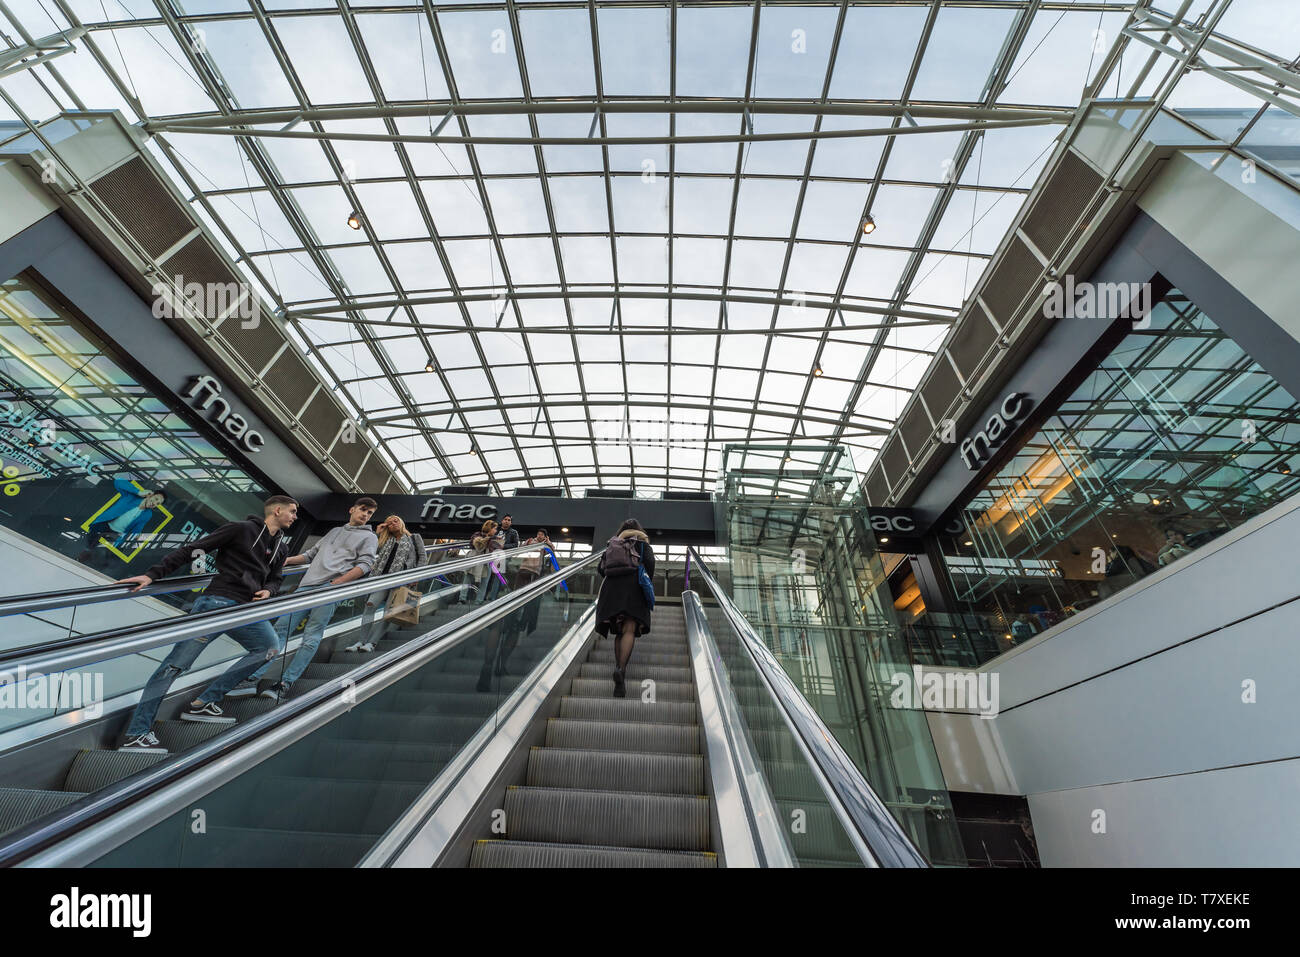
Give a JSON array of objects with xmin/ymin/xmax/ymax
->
[
  {"xmin": 420, "ymin": 497, "xmax": 499, "ymax": 521},
  {"xmin": 185, "ymin": 375, "xmax": 266, "ymax": 453},
  {"xmin": 959, "ymin": 392, "xmax": 1031, "ymax": 471}
]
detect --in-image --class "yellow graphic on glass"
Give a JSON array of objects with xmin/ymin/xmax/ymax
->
[
  {"xmin": 81, "ymin": 480, "xmax": 173, "ymax": 563},
  {"xmin": 3, "ymin": 465, "xmax": 27, "ymax": 496}
]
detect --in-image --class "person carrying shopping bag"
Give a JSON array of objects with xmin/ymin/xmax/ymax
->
[
  {"xmin": 346, "ymin": 514, "xmax": 420, "ymax": 654},
  {"xmin": 467, "ymin": 519, "xmax": 499, "ymax": 603}
]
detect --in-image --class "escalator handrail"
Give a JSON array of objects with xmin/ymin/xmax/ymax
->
[
  {"xmin": 0, "ymin": 552, "xmax": 602, "ymax": 868},
  {"xmin": 0, "ymin": 540, "xmax": 470, "ymax": 618},
  {"xmin": 0, "ymin": 542, "xmax": 545, "ymax": 677},
  {"xmin": 686, "ymin": 547, "xmax": 929, "ymax": 868}
]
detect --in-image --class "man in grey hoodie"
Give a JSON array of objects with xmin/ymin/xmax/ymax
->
[{"xmin": 228, "ymin": 497, "xmax": 379, "ymax": 701}]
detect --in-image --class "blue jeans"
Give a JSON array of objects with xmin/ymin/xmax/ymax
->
[
  {"xmin": 124, "ymin": 594, "xmax": 280, "ymax": 738},
  {"xmin": 249, "ymin": 583, "xmax": 337, "ymax": 687},
  {"xmin": 359, "ymin": 589, "xmax": 392, "ymax": 645},
  {"xmin": 479, "ymin": 565, "xmax": 504, "ymax": 604}
]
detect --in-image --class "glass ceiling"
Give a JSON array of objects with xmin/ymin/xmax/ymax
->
[{"xmin": 1, "ymin": 1, "xmax": 1295, "ymax": 496}]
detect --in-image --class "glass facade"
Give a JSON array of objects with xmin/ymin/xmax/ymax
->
[
  {"xmin": 0, "ymin": 272, "xmax": 279, "ymax": 592},
  {"xmin": 936, "ymin": 288, "xmax": 1300, "ymax": 647}
]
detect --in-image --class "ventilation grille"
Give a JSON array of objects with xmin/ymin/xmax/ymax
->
[
  {"xmin": 898, "ymin": 402, "xmax": 934, "ymax": 472},
  {"xmin": 263, "ymin": 350, "xmax": 319, "ymax": 416},
  {"xmin": 514, "ymin": 486, "xmax": 563, "ymax": 496},
  {"xmin": 662, "ymin": 490, "xmax": 711, "ymax": 501},
  {"xmin": 981, "ymin": 237, "xmax": 1042, "ymax": 327},
  {"xmin": 946, "ymin": 308, "xmax": 999, "ymax": 383},
  {"xmin": 299, "ymin": 389, "xmax": 341, "ymax": 447},
  {"xmin": 356, "ymin": 454, "xmax": 391, "ymax": 494},
  {"xmin": 585, "ymin": 488, "xmax": 633, "ymax": 499},
  {"xmin": 331, "ymin": 431, "xmax": 368, "ymax": 480},
  {"xmin": 1021, "ymin": 149, "xmax": 1104, "ymax": 255},
  {"xmin": 920, "ymin": 354, "xmax": 961, "ymax": 423},
  {"xmin": 443, "ymin": 484, "xmax": 490, "ymax": 494},
  {"xmin": 91, "ymin": 157, "xmax": 193, "ymax": 258},
  {"xmin": 878, "ymin": 436, "xmax": 909, "ymax": 495},
  {"xmin": 862, "ymin": 468, "xmax": 890, "ymax": 508}
]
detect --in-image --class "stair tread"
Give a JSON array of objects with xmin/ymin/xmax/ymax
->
[{"xmin": 469, "ymin": 839, "xmax": 717, "ymax": 868}]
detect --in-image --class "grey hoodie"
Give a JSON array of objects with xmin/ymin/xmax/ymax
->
[{"xmin": 299, "ymin": 523, "xmax": 379, "ymax": 587}]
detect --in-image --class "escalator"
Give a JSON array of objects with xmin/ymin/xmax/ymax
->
[
  {"xmin": 0, "ymin": 543, "xmax": 926, "ymax": 868},
  {"xmin": 470, "ymin": 609, "xmax": 715, "ymax": 867}
]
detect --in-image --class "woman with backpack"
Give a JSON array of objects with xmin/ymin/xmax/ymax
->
[
  {"xmin": 595, "ymin": 518, "xmax": 655, "ymax": 698},
  {"xmin": 346, "ymin": 514, "xmax": 419, "ymax": 653}
]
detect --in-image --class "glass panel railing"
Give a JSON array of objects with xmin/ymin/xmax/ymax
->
[
  {"xmin": 0, "ymin": 542, "xmax": 489, "ymax": 737},
  {"xmin": 694, "ymin": 597, "xmax": 867, "ymax": 867},
  {"xmin": 74, "ymin": 556, "xmax": 596, "ymax": 867},
  {"xmin": 688, "ymin": 548, "xmax": 931, "ymax": 867}
]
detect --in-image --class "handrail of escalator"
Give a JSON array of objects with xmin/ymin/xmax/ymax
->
[
  {"xmin": 0, "ymin": 542, "xmax": 538, "ymax": 677},
  {"xmin": 0, "ymin": 540, "xmax": 470, "ymax": 618},
  {"xmin": 685, "ymin": 546, "xmax": 929, "ymax": 868},
  {"xmin": 0, "ymin": 551, "xmax": 602, "ymax": 867}
]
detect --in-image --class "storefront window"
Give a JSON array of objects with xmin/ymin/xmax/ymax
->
[
  {"xmin": 0, "ymin": 272, "xmax": 275, "ymax": 591},
  {"xmin": 937, "ymin": 288, "xmax": 1300, "ymax": 645}
]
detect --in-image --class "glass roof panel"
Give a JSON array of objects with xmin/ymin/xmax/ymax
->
[{"xmin": 12, "ymin": 0, "xmax": 1276, "ymax": 495}]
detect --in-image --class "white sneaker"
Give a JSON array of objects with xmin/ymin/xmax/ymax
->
[
  {"xmin": 343, "ymin": 640, "xmax": 365, "ymax": 653},
  {"xmin": 358, "ymin": 641, "xmax": 377, "ymax": 653},
  {"xmin": 118, "ymin": 731, "xmax": 168, "ymax": 753}
]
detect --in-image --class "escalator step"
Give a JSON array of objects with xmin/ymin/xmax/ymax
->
[
  {"xmin": 302, "ymin": 662, "xmax": 362, "ymax": 679},
  {"xmin": 64, "ymin": 749, "xmax": 167, "ymax": 792},
  {"xmin": 586, "ymin": 649, "xmax": 690, "ymax": 668},
  {"xmin": 504, "ymin": 786, "xmax": 710, "ymax": 852},
  {"xmin": 342, "ymin": 711, "xmax": 487, "ymax": 742},
  {"xmin": 469, "ymin": 839, "xmax": 717, "ymax": 868},
  {"xmin": 221, "ymin": 697, "xmax": 279, "ymax": 721},
  {"xmin": 568, "ymin": 678, "xmax": 695, "ymax": 702},
  {"xmin": 389, "ymin": 690, "xmax": 508, "ymax": 716},
  {"xmin": 178, "ymin": 825, "xmax": 376, "ymax": 868},
  {"xmin": 527, "ymin": 747, "xmax": 704, "ymax": 795},
  {"xmin": 0, "ymin": 787, "xmax": 87, "ymax": 835},
  {"xmin": 591, "ymin": 638, "xmax": 688, "ymax": 654},
  {"xmin": 298, "ymin": 739, "xmax": 459, "ymax": 781},
  {"xmin": 546, "ymin": 718, "xmax": 699, "ymax": 755},
  {"xmin": 152, "ymin": 720, "xmax": 226, "ymax": 753},
  {"xmin": 577, "ymin": 663, "xmax": 692, "ymax": 683},
  {"xmin": 558, "ymin": 696, "xmax": 698, "ymax": 726},
  {"xmin": 230, "ymin": 775, "xmax": 426, "ymax": 834},
  {"xmin": 416, "ymin": 672, "xmax": 524, "ymax": 694}
]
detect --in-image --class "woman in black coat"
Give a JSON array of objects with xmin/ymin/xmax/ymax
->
[{"xmin": 595, "ymin": 518, "xmax": 655, "ymax": 698}]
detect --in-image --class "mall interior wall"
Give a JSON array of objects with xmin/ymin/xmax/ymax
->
[
  {"xmin": 911, "ymin": 135, "xmax": 1300, "ymax": 866},
  {"xmin": 927, "ymin": 494, "xmax": 1300, "ymax": 866}
]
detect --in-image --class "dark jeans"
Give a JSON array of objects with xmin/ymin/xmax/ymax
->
[{"xmin": 124, "ymin": 594, "xmax": 279, "ymax": 737}]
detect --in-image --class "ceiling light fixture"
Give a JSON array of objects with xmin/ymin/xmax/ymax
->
[
  {"xmin": 346, "ymin": 210, "xmax": 362, "ymax": 230},
  {"xmin": 424, "ymin": 358, "xmax": 436, "ymax": 373},
  {"xmin": 812, "ymin": 363, "xmax": 823, "ymax": 377},
  {"xmin": 963, "ymin": 540, "xmax": 973, "ymax": 546},
  {"xmin": 861, "ymin": 214, "xmax": 876, "ymax": 235},
  {"xmin": 561, "ymin": 527, "xmax": 569, "ymax": 534}
]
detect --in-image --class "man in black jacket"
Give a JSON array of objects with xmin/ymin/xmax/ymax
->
[{"xmin": 115, "ymin": 495, "xmax": 299, "ymax": 753}]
